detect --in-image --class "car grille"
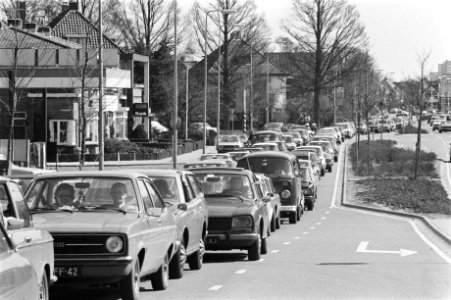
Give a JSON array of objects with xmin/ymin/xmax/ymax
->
[
  {"xmin": 208, "ymin": 217, "xmax": 232, "ymax": 231},
  {"xmin": 52, "ymin": 233, "xmax": 126, "ymax": 256}
]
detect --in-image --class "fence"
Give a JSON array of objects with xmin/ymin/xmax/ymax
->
[{"xmin": 55, "ymin": 140, "xmax": 204, "ymax": 163}]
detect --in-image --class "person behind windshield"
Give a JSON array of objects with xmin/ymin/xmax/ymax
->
[
  {"xmin": 55, "ymin": 183, "xmax": 76, "ymax": 207},
  {"xmin": 111, "ymin": 182, "xmax": 128, "ymax": 208},
  {"xmin": 222, "ymin": 176, "xmax": 250, "ymax": 198}
]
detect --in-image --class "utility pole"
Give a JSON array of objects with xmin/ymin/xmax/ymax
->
[{"xmin": 98, "ymin": 0, "xmax": 104, "ymax": 170}]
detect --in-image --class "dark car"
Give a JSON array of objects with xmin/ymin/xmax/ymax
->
[
  {"xmin": 250, "ymin": 130, "xmax": 284, "ymax": 145},
  {"xmin": 24, "ymin": 171, "xmax": 178, "ymax": 299},
  {"xmin": 140, "ymin": 169, "xmax": 208, "ymax": 278},
  {"xmin": 237, "ymin": 152, "xmax": 305, "ymax": 224},
  {"xmin": 299, "ymin": 165, "xmax": 317, "ymax": 211},
  {"xmin": 191, "ymin": 168, "xmax": 270, "ymax": 261}
]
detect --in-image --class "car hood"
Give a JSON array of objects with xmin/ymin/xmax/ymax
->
[
  {"xmin": 31, "ymin": 211, "xmax": 141, "ymax": 233},
  {"xmin": 205, "ymin": 197, "xmax": 256, "ymax": 217}
]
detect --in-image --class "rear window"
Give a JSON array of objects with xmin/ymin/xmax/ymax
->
[{"xmin": 237, "ymin": 157, "xmax": 293, "ymax": 176}]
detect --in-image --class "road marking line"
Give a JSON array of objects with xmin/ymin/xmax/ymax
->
[
  {"xmin": 294, "ymin": 236, "xmax": 301, "ymax": 239},
  {"xmin": 331, "ymin": 143, "xmax": 345, "ymax": 207},
  {"xmin": 235, "ymin": 269, "xmax": 247, "ymax": 274},
  {"xmin": 271, "ymin": 250, "xmax": 280, "ymax": 253},
  {"xmin": 409, "ymin": 221, "xmax": 451, "ymax": 265},
  {"xmin": 303, "ymin": 232, "xmax": 308, "ymax": 234},
  {"xmin": 209, "ymin": 285, "xmax": 223, "ymax": 291},
  {"xmin": 310, "ymin": 227, "xmax": 315, "ymax": 230},
  {"xmin": 316, "ymin": 222, "xmax": 321, "ymax": 225},
  {"xmin": 321, "ymin": 217, "xmax": 326, "ymax": 220},
  {"xmin": 283, "ymin": 242, "xmax": 290, "ymax": 245},
  {"xmin": 356, "ymin": 241, "xmax": 417, "ymax": 257},
  {"xmin": 258, "ymin": 258, "xmax": 265, "ymax": 262},
  {"xmin": 326, "ymin": 211, "xmax": 331, "ymax": 214}
]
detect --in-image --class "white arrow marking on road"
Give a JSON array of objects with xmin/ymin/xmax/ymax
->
[{"xmin": 356, "ymin": 241, "xmax": 417, "ymax": 257}]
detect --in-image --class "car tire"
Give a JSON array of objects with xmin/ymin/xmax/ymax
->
[
  {"xmin": 38, "ymin": 272, "xmax": 49, "ymax": 300},
  {"xmin": 270, "ymin": 216, "xmax": 276, "ymax": 232},
  {"xmin": 327, "ymin": 165, "xmax": 332, "ymax": 172},
  {"xmin": 334, "ymin": 156, "xmax": 338, "ymax": 162},
  {"xmin": 289, "ymin": 211, "xmax": 297, "ymax": 224},
  {"xmin": 307, "ymin": 200, "xmax": 314, "ymax": 211},
  {"xmin": 321, "ymin": 168, "xmax": 325, "ymax": 176},
  {"xmin": 120, "ymin": 257, "xmax": 141, "ymax": 300},
  {"xmin": 188, "ymin": 239, "xmax": 205, "ymax": 270},
  {"xmin": 296, "ymin": 207, "xmax": 301, "ymax": 221},
  {"xmin": 169, "ymin": 239, "xmax": 186, "ymax": 279},
  {"xmin": 275, "ymin": 215, "xmax": 281, "ymax": 229},
  {"xmin": 150, "ymin": 254, "xmax": 169, "ymax": 291},
  {"xmin": 248, "ymin": 236, "xmax": 261, "ymax": 261},
  {"xmin": 261, "ymin": 236, "xmax": 268, "ymax": 255}
]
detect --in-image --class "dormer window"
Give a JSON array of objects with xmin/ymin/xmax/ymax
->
[{"xmin": 64, "ymin": 34, "xmax": 89, "ymax": 47}]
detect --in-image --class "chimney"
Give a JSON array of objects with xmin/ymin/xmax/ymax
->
[
  {"xmin": 69, "ymin": 0, "xmax": 79, "ymax": 11},
  {"xmin": 38, "ymin": 26, "xmax": 52, "ymax": 36},
  {"xmin": 24, "ymin": 23, "xmax": 37, "ymax": 33},
  {"xmin": 15, "ymin": 1, "xmax": 26, "ymax": 23},
  {"xmin": 62, "ymin": 0, "xmax": 69, "ymax": 12},
  {"xmin": 7, "ymin": 19, "xmax": 22, "ymax": 29}
]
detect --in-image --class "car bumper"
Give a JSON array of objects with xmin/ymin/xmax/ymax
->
[
  {"xmin": 205, "ymin": 232, "xmax": 259, "ymax": 250},
  {"xmin": 54, "ymin": 256, "xmax": 133, "ymax": 285}
]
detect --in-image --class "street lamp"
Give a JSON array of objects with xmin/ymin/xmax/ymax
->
[
  {"xmin": 203, "ymin": 8, "xmax": 235, "ymax": 154},
  {"xmin": 183, "ymin": 51, "xmax": 197, "ymax": 140}
]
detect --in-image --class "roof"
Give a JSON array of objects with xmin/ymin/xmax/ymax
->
[
  {"xmin": 189, "ymin": 167, "xmax": 250, "ymax": 175},
  {"xmin": 48, "ymin": 9, "xmax": 121, "ymax": 51},
  {"xmin": 0, "ymin": 26, "xmax": 82, "ymax": 49},
  {"xmin": 34, "ymin": 170, "xmax": 148, "ymax": 180},
  {"xmin": 244, "ymin": 151, "xmax": 297, "ymax": 160}
]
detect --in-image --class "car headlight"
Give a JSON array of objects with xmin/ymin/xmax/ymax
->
[
  {"xmin": 232, "ymin": 216, "xmax": 253, "ymax": 233},
  {"xmin": 281, "ymin": 189, "xmax": 291, "ymax": 199},
  {"xmin": 105, "ymin": 236, "xmax": 124, "ymax": 253}
]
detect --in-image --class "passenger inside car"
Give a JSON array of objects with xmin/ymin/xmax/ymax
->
[
  {"xmin": 55, "ymin": 183, "xmax": 76, "ymax": 207},
  {"xmin": 222, "ymin": 176, "xmax": 251, "ymax": 198},
  {"xmin": 111, "ymin": 182, "xmax": 128, "ymax": 207},
  {"xmin": 153, "ymin": 179, "xmax": 174, "ymax": 199}
]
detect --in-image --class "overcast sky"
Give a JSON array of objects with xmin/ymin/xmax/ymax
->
[{"xmin": 181, "ymin": 0, "xmax": 451, "ymax": 81}]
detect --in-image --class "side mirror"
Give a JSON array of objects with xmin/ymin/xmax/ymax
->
[
  {"xmin": 266, "ymin": 192, "xmax": 274, "ymax": 198},
  {"xmin": 177, "ymin": 203, "xmax": 188, "ymax": 211},
  {"xmin": 6, "ymin": 217, "xmax": 25, "ymax": 230},
  {"xmin": 148, "ymin": 207, "xmax": 163, "ymax": 218}
]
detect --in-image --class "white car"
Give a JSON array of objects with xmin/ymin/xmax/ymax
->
[
  {"xmin": 217, "ymin": 135, "xmax": 245, "ymax": 153},
  {"xmin": 252, "ymin": 142, "xmax": 278, "ymax": 151}
]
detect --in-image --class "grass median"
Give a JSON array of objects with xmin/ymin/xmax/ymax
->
[{"xmin": 349, "ymin": 139, "xmax": 451, "ymax": 215}]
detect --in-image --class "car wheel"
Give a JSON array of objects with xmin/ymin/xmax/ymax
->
[
  {"xmin": 327, "ymin": 165, "xmax": 332, "ymax": 172},
  {"xmin": 188, "ymin": 239, "xmax": 205, "ymax": 270},
  {"xmin": 334, "ymin": 156, "xmax": 338, "ymax": 162},
  {"xmin": 270, "ymin": 216, "xmax": 276, "ymax": 232},
  {"xmin": 38, "ymin": 272, "xmax": 49, "ymax": 300},
  {"xmin": 120, "ymin": 257, "xmax": 141, "ymax": 300},
  {"xmin": 261, "ymin": 236, "xmax": 268, "ymax": 255},
  {"xmin": 248, "ymin": 235, "xmax": 261, "ymax": 261},
  {"xmin": 321, "ymin": 169, "xmax": 325, "ymax": 176},
  {"xmin": 169, "ymin": 239, "xmax": 186, "ymax": 279},
  {"xmin": 306, "ymin": 200, "xmax": 314, "ymax": 211},
  {"xmin": 289, "ymin": 211, "xmax": 297, "ymax": 224},
  {"xmin": 275, "ymin": 215, "xmax": 281, "ymax": 229},
  {"xmin": 150, "ymin": 254, "xmax": 169, "ymax": 291},
  {"xmin": 296, "ymin": 207, "xmax": 301, "ymax": 221}
]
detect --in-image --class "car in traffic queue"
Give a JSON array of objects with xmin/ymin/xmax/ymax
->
[
  {"xmin": 237, "ymin": 152, "xmax": 305, "ymax": 224},
  {"xmin": 310, "ymin": 135, "xmax": 339, "ymax": 162},
  {"xmin": 297, "ymin": 159, "xmax": 320, "ymax": 186},
  {"xmin": 299, "ymin": 145, "xmax": 332, "ymax": 173},
  {"xmin": 438, "ymin": 120, "xmax": 451, "ymax": 133},
  {"xmin": 294, "ymin": 147, "xmax": 327, "ymax": 176},
  {"xmin": 291, "ymin": 150, "xmax": 322, "ymax": 180},
  {"xmin": 282, "ymin": 134, "xmax": 297, "ymax": 151},
  {"xmin": 273, "ymin": 140, "xmax": 289, "ymax": 152},
  {"xmin": 191, "ymin": 168, "xmax": 271, "ymax": 261},
  {"xmin": 139, "ymin": 169, "xmax": 208, "ymax": 279},
  {"xmin": 308, "ymin": 140, "xmax": 335, "ymax": 168},
  {"xmin": 183, "ymin": 159, "xmax": 236, "ymax": 170},
  {"xmin": 0, "ymin": 217, "xmax": 43, "ymax": 300},
  {"xmin": 255, "ymin": 173, "xmax": 281, "ymax": 232},
  {"xmin": 317, "ymin": 128, "xmax": 341, "ymax": 144},
  {"xmin": 239, "ymin": 147, "xmax": 264, "ymax": 153},
  {"xmin": 299, "ymin": 163, "xmax": 318, "ymax": 211},
  {"xmin": 287, "ymin": 131, "xmax": 304, "ymax": 147},
  {"xmin": 0, "ymin": 176, "xmax": 55, "ymax": 300},
  {"xmin": 24, "ymin": 171, "xmax": 179, "ymax": 299},
  {"xmin": 217, "ymin": 134, "xmax": 245, "ymax": 153},
  {"xmin": 252, "ymin": 142, "xmax": 279, "ymax": 152},
  {"xmin": 250, "ymin": 130, "xmax": 284, "ymax": 145}
]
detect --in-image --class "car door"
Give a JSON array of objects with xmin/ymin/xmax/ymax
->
[
  {"xmin": 182, "ymin": 174, "xmax": 205, "ymax": 253},
  {"xmin": 1, "ymin": 181, "xmax": 50, "ymax": 281},
  {"xmin": 136, "ymin": 178, "xmax": 163, "ymax": 273},
  {"xmin": 253, "ymin": 179, "xmax": 269, "ymax": 237}
]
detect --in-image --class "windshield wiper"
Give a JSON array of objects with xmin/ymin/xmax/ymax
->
[
  {"xmin": 208, "ymin": 194, "xmax": 245, "ymax": 202},
  {"xmin": 92, "ymin": 206, "xmax": 127, "ymax": 214}
]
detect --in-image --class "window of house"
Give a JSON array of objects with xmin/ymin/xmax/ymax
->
[{"xmin": 49, "ymin": 120, "xmax": 77, "ymax": 146}]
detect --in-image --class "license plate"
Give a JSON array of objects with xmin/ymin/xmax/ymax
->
[
  {"xmin": 206, "ymin": 237, "xmax": 218, "ymax": 245},
  {"xmin": 54, "ymin": 266, "xmax": 80, "ymax": 277}
]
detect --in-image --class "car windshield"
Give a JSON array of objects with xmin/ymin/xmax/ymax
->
[
  {"xmin": 148, "ymin": 176, "xmax": 180, "ymax": 203},
  {"xmin": 25, "ymin": 177, "xmax": 139, "ymax": 213},
  {"xmin": 194, "ymin": 174, "xmax": 254, "ymax": 200},
  {"xmin": 219, "ymin": 135, "xmax": 239, "ymax": 142},
  {"xmin": 252, "ymin": 133, "xmax": 278, "ymax": 143},
  {"xmin": 238, "ymin": 157, "xmax": 293, "ymax": 176},
  {"xmin": 283, "ymin": 136, "xmax": 293, "ymax": 142},
  {"xmin": 200, "ymin": 154, "xmax": 229, "ymax": 160}
]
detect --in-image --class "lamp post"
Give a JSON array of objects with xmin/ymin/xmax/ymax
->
[
  {"xmin": 183, "ymin": 52, "xmax": 196, "ymax": 140},
  {"xmin": 203, "ymin": 8, "xmax": 234, "ymax": 154}
]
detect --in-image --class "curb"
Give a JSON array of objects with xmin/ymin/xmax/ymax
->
[{"xmin": 340, "ymin": 144, "xmax": 451, "ymax": 246}]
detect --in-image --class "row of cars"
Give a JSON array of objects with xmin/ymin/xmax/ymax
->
[{"xmin": 429, "ymin": 113, "xmax": 451, "ymax": 133}]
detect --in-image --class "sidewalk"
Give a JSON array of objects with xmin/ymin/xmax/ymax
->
[{"xmin": 344, "ymin": 129, "xmax": 451, "ymax": 244}]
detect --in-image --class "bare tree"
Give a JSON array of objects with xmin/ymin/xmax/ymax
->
[
  {"xmin": 191, "ymin": 0, "xmax": 270, "ymax": 128},
  {"xmin": 282, "ymin": 0, "xmax": 368, "ymax": 127}
]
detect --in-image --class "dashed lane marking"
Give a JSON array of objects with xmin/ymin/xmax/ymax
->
[
  {"xmin": 271, "ymin": 250, "xmax": 280, "ymax": 253},
  {"xmin": 209, "ymin": 285, "xmax": 223, "ymax": 291},
  {"xmin": 303, "ymin": 232, "xmax": 308, "ymax": 235},
  {"xmin": 235, "ymin": 269, "xmax": 247, "ymax": 274},
  {"xmin": 321, "ymin": 217, "xmax": 326, "ymax": 220},
  {"xmin": 258, "ymin": 259, "xmax": 265, "ymax": 262},
  {"xmin": 294, "ymin": 236, "xmax": 301, "ymax": 239},
  {"xmin": 316, "ymin": 222, "xmax": 321, "ymax": 225},
  {"xmin": 310, "ymin": 227, "xmax": 315, "ymax": 230},
  {"xmin": 283, "ymin": 242, "xmax": 290, "ymax": 245}
]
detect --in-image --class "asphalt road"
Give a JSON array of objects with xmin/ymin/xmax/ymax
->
[{"xmin": 50, "ymin": 138, "xmax": 451, "ymax": 300}]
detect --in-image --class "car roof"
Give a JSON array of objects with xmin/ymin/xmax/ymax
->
[
  {"xmin": 189, "ymin": 167, "xmax": 252, "ymax": 175},
  {"xmin": 128, "ymin": 169, "xmax": 192, "ymax": 177},
  {"xmin": 254, "ymin": 130, "xmax": 282, "ymax": 134},
  {"xmin": 243, "ymin": 151, "xmax": 297, "ymax": 160},
  {"xmin": 33, "ymin": 170, "xmax": 148, "ymax": 180}
]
